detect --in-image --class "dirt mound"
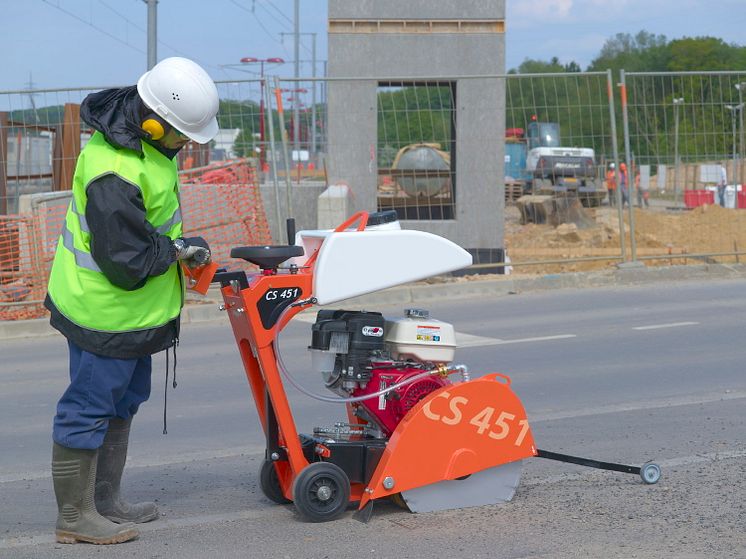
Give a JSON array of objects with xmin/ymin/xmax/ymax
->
[{"xmin": 505, "ymin": 203, "xmax": 746, "ymax": 274}]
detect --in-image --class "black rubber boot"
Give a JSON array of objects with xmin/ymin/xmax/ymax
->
[
  {"xmin": 52, "ymin": 442, "xmax": 138, "ymax": 544},
  {"xmin": 95, "ymin": 417, "xmax": 159, "ymax": 524}
]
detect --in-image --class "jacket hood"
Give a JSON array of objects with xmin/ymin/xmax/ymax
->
[{"xmin": 80, "ymin": 86, "xmax": 149, "ymax": 154}]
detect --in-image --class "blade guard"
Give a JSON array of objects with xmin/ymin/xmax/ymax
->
[
  {"xmin": 182, "ymin": 261, "xmax": 218, "ymax": 295},
  {"xmin": 359, "ymin": 373, "xmax": 537, "ymax": 509}
]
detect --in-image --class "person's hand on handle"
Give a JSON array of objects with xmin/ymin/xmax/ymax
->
[{"xmin": 173, "ymin": 237, "xmax": 211, "ymax": 268}]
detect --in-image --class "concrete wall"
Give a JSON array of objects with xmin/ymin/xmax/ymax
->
[
  {"xmin": 327, "ymin": 0, "xmax": 506, "ymax": 260},
  {"xmin": 259, "ymin": 182, "xmax": 327, "ymax": 243}
]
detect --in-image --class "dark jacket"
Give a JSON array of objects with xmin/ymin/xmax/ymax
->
[{"xmin": 45, "ymin": 86, "xmax": 183, "ymax": 359}]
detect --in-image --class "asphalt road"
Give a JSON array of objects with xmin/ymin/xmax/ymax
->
[{"xmin": 1, "ymin": 279, "xmax": 745, "ymax": 558}]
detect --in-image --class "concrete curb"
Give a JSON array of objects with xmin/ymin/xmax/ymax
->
[{"xmin": 2, "ymin": 263, "xmax": 745, "ymax": 342}]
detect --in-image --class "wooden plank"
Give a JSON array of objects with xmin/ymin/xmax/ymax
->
[
  {"xmin": 509, "ymin": 247, "xmax": 685, "ymax": 258},
  {"xmin": 52, "ymin": 103, "xmax": 80, "ymax": 192},
  {"xmin": 60, "ymin": 103, "xmax": 80, "ymax": 191}
]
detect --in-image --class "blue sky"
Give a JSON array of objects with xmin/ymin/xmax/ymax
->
[{"xmin": 2, "ymin": 0, "xmax": 745, "ymax": 91}]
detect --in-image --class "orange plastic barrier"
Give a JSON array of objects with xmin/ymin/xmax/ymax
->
[{"xmin": 683, "ymin": 189, "xmax": 714, "ymax": 208}]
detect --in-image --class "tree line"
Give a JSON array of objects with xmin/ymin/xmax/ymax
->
[
  {"xmin": 380, "ymin": 32, "xmax": 746, "ymax": 166},
  {"xmin": 506, "ymin": 32, "xmax": 746, "ymax": 164}
]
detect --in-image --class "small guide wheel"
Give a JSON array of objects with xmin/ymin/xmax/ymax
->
[
  {"xmin": 259, "ymin": 459, "xmax": 292, "ymax": 504},
  {"xmin": 292, "ymin": 462, "xmax": 350, "ymax": 522},
  {"xmin": 640, "ymin": 462, "xmax": 662, "ymax": 484}
]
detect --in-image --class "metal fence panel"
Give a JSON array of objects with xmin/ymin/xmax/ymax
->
[
  {"xmin": 5, "ymin": 69, "xmax": 746, "ymax": 320},
  {"xmin": 0, "ymin": 81, "xmax": 273, "ymax": 320},
  {"xmin": 624, "ymin": 71, "xmax": 746, "ymax": 264}
]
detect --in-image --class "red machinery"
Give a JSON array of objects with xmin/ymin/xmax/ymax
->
[{"xmin": 190, "ymin": 211, "xmax": 661, "ymax": 522}]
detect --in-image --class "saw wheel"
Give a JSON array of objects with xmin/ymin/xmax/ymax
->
[{"xmin": 396, "ymin": 460, "xmax": 523, "ymax": 513}]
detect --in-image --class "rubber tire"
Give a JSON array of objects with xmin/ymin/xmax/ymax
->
[
  {"xmin": 292, "ymin": 462, "xmax": 350, "ymax": 522},
  {"xmin": 640, "ymin": 462, "xmax": 662, "ymax": 485},
  {"xmin": 259, "ymin": 459, "xmax": 291, "ymax": 504}
]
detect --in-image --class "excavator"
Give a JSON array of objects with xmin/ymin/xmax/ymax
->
[{"xmin": 509, "ymin": 121, "xmax": 606, "ymax": 226}]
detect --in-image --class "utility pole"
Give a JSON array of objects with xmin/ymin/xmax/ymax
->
[
  {"xmin": 619, "ymin": 70, "xmax": 638, "ymax": 263},
  {"xmin": 145, "ymin": 0, "xmax": 158, "ymax": 70},
  {"xmin": 293, "ymin": 0, "xmax": 300, "ymax": 169},
  {"xmin": 238, "ymin": 57, "xmax": 285, "ymax": 168},
  {"xmin": 725, "ymin": 103, "xmax": 743, "ymax": 199},
  {"xmin": 26, "ymin": 73, "xmax": 39, "ymax": 123},
  {"xmin": 311, "ymin": 33, "xmax": 316, "ymax": 159},
  {"xmin": 736, "ymin": 83, "xmax": 746, "ymax": 186},
  {"xmin": 673, "ymin": 97, "xmax": 684, "ymax": 206},
  {"xmin": 280, "ymin": 32, "xmax": 317, "ymax": 158}
]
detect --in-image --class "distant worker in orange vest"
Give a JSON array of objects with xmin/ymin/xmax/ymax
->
[{"xmin": 606, "ymin": 163, "xmax": 617, "ymax": 206}]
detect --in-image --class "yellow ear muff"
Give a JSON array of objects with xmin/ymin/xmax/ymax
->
[{"xmin": 142, "ymin": 117, "xmax": 165, "ymax": 140}]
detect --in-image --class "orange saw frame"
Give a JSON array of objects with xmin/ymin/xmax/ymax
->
[{"xmin": 184, "ymin": 213, "xmax": 538, "ymax": 517}]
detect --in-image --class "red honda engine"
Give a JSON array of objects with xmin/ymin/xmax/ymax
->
[
  {"xmin": 309, "ymin": 308, "xmax": 458, "ymax": 437},
  {"xmin": 350, "ymin": 364, "xmax": 450, "ymax": 436}
]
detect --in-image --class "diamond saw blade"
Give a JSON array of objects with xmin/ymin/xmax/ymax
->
[{"xmin": 397, "ymin": 460, "xmax": 522, "ymax": 513}]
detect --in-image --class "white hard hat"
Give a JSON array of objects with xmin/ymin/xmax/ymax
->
[
  {"xmin": 137, "ymin": 57, "xmax": 219, "ymax": 144},
  {"xmin": 610, "ymin": 162, "xmax": 615, "ymax": 168}
]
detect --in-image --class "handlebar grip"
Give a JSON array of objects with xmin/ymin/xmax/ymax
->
[{"xmin": 286, "ymin": 218, "xmax": 296, "ymax": 245}]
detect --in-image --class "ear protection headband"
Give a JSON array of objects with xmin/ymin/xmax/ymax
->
[{"xmin": 141, "ymin": 113, "xmax": 170, "ymax": 141}]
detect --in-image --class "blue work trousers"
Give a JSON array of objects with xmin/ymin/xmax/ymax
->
[{"xmin": 53, "ymin": 340, "xmax": 152, "ymax": 449}]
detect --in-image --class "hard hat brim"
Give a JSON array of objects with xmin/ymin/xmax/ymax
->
[{"xmin": 183, "ymin": 117, "xmax": 219, "ymax": 144}]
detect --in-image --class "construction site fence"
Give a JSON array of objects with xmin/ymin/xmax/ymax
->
[
  {"xmin": 2, "ymin": 71, "xmax": 746, "ymax": 320},
  {"xmin": 0, "ymin": 159, "xmax": 271, "ymax": 320}
]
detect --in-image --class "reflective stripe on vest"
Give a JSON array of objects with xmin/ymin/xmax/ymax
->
[
  {"xmin": 67, "ymin": 198, "xmax": 181, "ymax": 255},
  {"xmin": 70, "ymin": 197, "xmax": 90, "ymax": 234},
  {"xmin": 156, "ymin": 207, "xmax": 182, "ymax": 235},
  {"xmin": 61, "ymin": 223, "xmax": 101, "ymax": 273}
]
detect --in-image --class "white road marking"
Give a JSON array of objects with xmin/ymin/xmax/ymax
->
[
  {"xmin": 632, "ymin": 321, "xmax": 699, "ymax": 331},
  {"xmin": 291, "ymin": 324, "xmax": 575, "ymax": 346},
  {"xmin": 529, "ymin": 389, "xmax": 746, "ymax": 422},
  {"xmin": 456, "ymin": 332, "xmax": 502, "ymax": 347},
  {"xmin": 291, "ymin": 311, "xmax": 318, "ymax": 324},
  {"xmin": 457, "ymin": 332, "xmax": 576, "ymax": 347}
]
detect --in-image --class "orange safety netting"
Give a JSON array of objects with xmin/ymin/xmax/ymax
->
[
  {"xmin": 0, "ymin": 159, "xmax": 270, "ymax": 321},
  {"xmin": 0, "ymin": 215, "xmax": 49, "ymax": 320},
  {"xmin": 179, "ymin": 159, "xmax": 272, "ymax": 271}
]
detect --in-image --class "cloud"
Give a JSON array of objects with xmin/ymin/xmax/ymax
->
[
  {"xmin": 510, "ymin": 0, "xmax": 644, "ymax": 25},
  {"xmin": 513, "ymin": 0, "xmax": 574, "ymax": 19}
]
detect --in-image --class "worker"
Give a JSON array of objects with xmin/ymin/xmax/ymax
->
[
  {"xmin": 606, "ymin": 163, "xmax": 617, "ymax": 206},
  {"xmin": 619, "ymin": 162, "xmax": 629, "ymax": 208},
  {"xmin": 718, "ymin": 161, "xmax": 728, "ymax": 207},
  {"xmin": 44, "ymin": 57, "xmax": 219, "ymax": 545},
  {"xmin": 635, "ymin": 167, "xmax": 649, "ymax": 208}
]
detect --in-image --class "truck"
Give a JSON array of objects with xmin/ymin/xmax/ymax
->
[{"xmin": 506, "ymin": 121, "xmax": 607, "ymax": 208}]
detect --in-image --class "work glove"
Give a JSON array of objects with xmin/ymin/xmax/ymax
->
[{"xmin": 173, "ymin": 236, "xmax": 212, "ymax": 268}]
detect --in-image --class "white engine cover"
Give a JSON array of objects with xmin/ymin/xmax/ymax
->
[
  {"xmin": 385, "ymin": 315, "xmax": 456, "ymax": 363},
  {"xmin": 303, "ymin": 229, "xmax": 472, "ymax": 305}
]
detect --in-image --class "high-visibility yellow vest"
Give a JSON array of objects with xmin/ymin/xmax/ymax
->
[{"xmin": 47, "ymin": 131, "xmax": 183, "ymax": 333}]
